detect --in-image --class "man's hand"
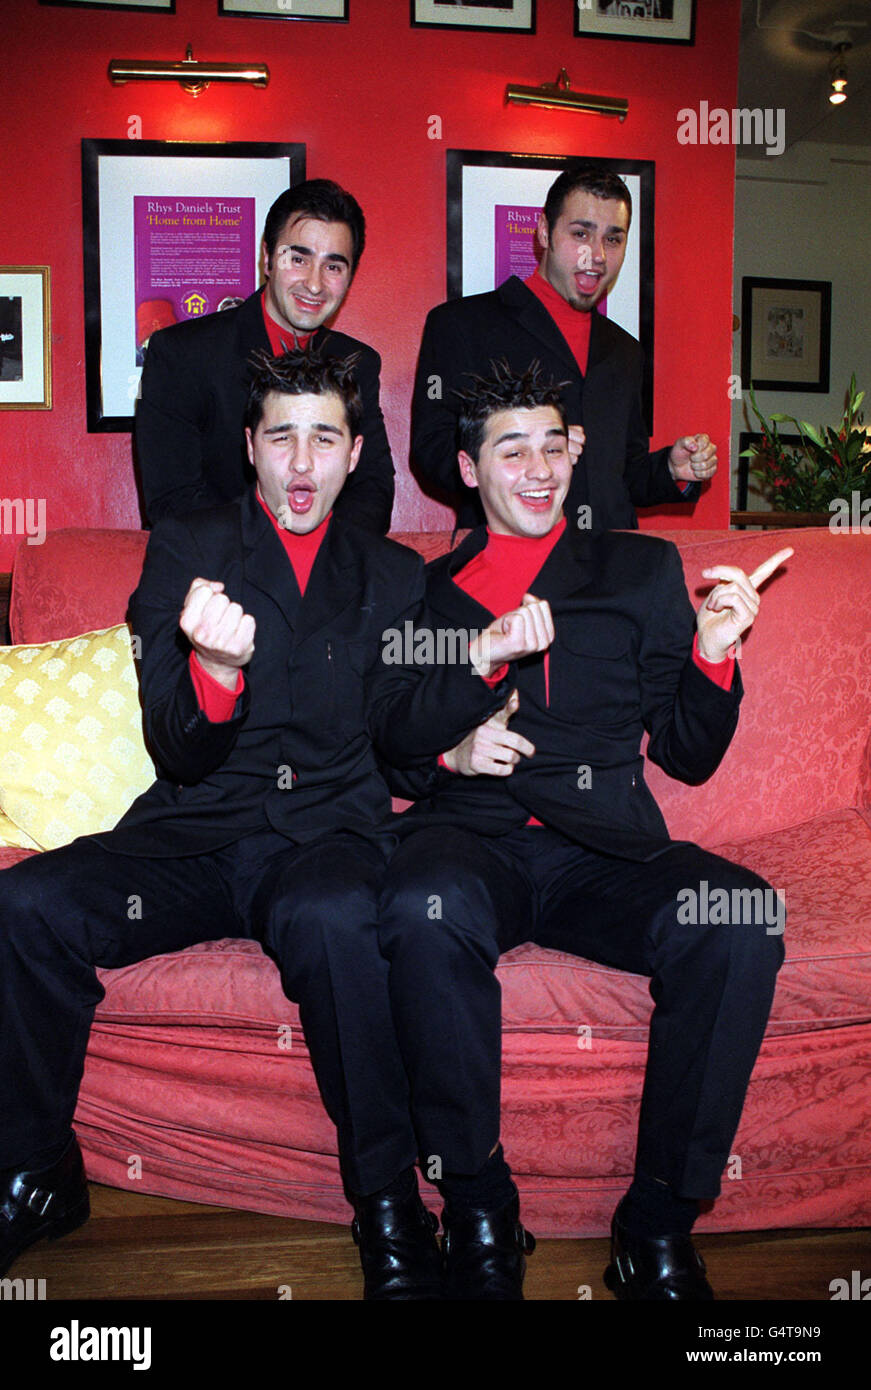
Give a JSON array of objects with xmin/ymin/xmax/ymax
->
[
  {"xmin": 179, "ymin": 578, "xmax": 256, "ymax": 690},
  {"xmin": 697, "ymin": 548, "xmax": 793, "ymax": 663},
  {"xmin": 442, "ymin": 689, "xmax": 535, "ymax": 777},
  {"xmin": 669, "ymin": 433, "xmax": 717, "ymax": 484},
  {"xmin": 469, "ymin": 593, "xmax": 554, "ymax": 679},
  {"xmin": 567, "ymin": 423, "xmax": 586, "ymax": 465}
]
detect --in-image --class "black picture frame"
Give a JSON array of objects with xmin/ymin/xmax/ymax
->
[
  {"xmin": 219, "ymin": 0, "xmax": 348, "ymax": 19},
  {"xmin": 740, "ymin": 277, "xmax": 832, "ymax": 395},
  {"xmin": 574, "ymin": 1, "xmax": 695, "ymax": 45},
  {"xmin": 82, "ymin": 139, "xmax": 306, "ymax": 433},
  {"xmin": 40, "ymin": 0, "xmax": 175, "ymax": 12},
  {"xmin": 736, "ymin": 430, "xmax": 802, "ymax": 511},
  {"xmin": 411, "ymin": 1, "xmax": 535, "ymax": 33},
  {"xmin": 446, "ymin": 149, "xmax": 655, "ymax": 432}
]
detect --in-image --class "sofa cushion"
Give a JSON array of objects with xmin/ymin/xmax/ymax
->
[
  {"xmin": 0, "ymin": 624, "xmax": 155, "ymax": 849},
  {"xmin": 90, "ymin": 808, "xmax": 871, "ymax": 1042}
]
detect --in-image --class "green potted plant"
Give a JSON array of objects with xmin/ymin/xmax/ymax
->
[{"xmin": 742, "ymin": 375, "xmax": 869, "ymax": 513}]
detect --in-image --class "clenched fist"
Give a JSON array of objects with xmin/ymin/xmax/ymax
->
[
  {"xmin": 179, "ymin": 578, "xmax": 256, "ymax": 690},
  {"xmin": 469, "ymin": 593, "xmax": 554, "ymax": 679}
]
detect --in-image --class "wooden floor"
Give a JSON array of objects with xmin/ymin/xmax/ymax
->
[{"xmin": 10, "ymin": 1182, "xmax": 871, "ymax": 1302}]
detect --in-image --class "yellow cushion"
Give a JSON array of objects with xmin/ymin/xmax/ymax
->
[
  {"xmin": 0, "ymin": 808, "xmax": 39, "ymax": 850},
  {"xmin": 0, "ymin": 624, "xmax": 156, "ymax": 851}
]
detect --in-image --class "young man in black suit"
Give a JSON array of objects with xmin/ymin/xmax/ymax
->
[
  {"xmin": 136, "ymin": 180, "xmax": 394, "ymax": 533},
  {"xmin": 412, "ymin": 162, "xmax": 717, "ymax": 529},
  {"xmin": 379, "ymin": 362, "xmax": 791, "ymax": 1299},
  {"xmin": 0, "ymin": 351, "xmax": 540, "ymax": 1295}
]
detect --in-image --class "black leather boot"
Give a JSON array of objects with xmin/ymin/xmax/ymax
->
[
  {"xmin": 1, "ymin": 1136, "xmax": 90, "ymax": 1277},
  {"xmin": 351, "ymin": 1178, "xmax": 443, "ymax": 1300},
  {"xmin": 442, "ymin": 1193, "xmax": 535, "ymax": 1300}
]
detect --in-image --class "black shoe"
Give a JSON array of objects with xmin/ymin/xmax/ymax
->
[
  {"xmin": 442, "ymin": 1193, "xmax": 535, "ymax": 1301},
  {"xmin": 604, "ymin": 1198, "xmax": 714, "ymax": 1301},
  {"xmin": 0, "ymin": 1136, "xmax": 90, "ymax": 1277},
  {"xmin": 351, "ymin": 1181, "xmax": 444, "ymax": 1300}
]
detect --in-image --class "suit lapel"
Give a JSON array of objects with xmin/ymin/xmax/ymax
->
[
  {"xmin": 292, "ymin": 518, "xmax": 362, "ymax": 649},
  {"xmin": 240, "ymin": 489, "xmax": 302, "ymax": 634},
  {"xmin": 498, "ymin": 277, "xmax": 578, "ymax": 378}
]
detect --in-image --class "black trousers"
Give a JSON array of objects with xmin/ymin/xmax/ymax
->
[
  {"xmin": 0, "ymin": 828, "xmax": 417, "ymax": 1196},
  {"xmin": 378, "ymin": 825, "xmax": 785, "ymax": 1201}
]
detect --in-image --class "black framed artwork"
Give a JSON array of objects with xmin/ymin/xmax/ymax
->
[
  {"xmin": 40, "ymin": 0, "xmax": 174, "ymax": 11},
  {"xmin": 740, "ymin": 277, "xmax": 832, "ymax": 394},
  {"xmin": 574, "ymin": 1, "xmax": 695, "ymax": 45},
  {"xmin": 736, "ymin": 431, "xmax": 802, "ymax": 511},
  {"xmin": 446, "ymin": 149, "xmax": 655, "ymax": 431},
  {"xmin": 219, "ymin": 0, "xmax": 348, "ymax": 19},
  {"xmin": 412, "ymin": 1, "xmax": 535, "ymax": 33},
  {"xmin": 81, "ymin": 139, "xmax": 306, "ymax": 432},
  {"xmin": 0, "ymin": 267, "xmax": 52, "ymax": 411}
]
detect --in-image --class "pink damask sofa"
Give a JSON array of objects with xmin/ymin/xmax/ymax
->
[{"xmin": 3, "ymin": 525, "xmax": 870, "ymax": 1236}]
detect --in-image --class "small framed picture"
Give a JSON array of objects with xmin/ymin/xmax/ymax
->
[
  {"xmin": 574, "ymin": 1, "xmax": 695, "ymax": 45},
  {"xmin": 219, "ymin": 0, "xmax": 348, "ymax": 18},
  {"xmin": 741, "ymin": 277, "xmax": 832, "ymax": 393},
  {"xmin": 412, "ymin": 1, "xmax": 535, "ymax": 33},
  {"xmin": 0, "ymin": 268, "xmax": 51, "ymax": 411},
  {"xmin": 40, "ymin": 0, "xmax": 175, "ymax": 12}
]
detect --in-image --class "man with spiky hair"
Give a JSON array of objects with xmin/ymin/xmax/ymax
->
[
  {"xmin": 412, "ymin": 161, "xmax": 716, "ymax": 529},
  {"xmin": 380, "ymin": 359, "xmax": 789, "ymax": 1300},
  {"xmin": 137, "ymin": 179, "xmax": 395, "ymax": 533},
  {"xmin": 0, "ymin": 349, "xmax": 544, "ymax": 1299}
]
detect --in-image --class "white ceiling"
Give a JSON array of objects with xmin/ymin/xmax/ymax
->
[{"xmin": 738, "ymin": 0, "xmax": 871, "ymax": 154}]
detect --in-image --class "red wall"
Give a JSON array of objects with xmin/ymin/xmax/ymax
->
[{"xmin": 0, "ymin": 0, "xmax": 740, "ymax": 570}]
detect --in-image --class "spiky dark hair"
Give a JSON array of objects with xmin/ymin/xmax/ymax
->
[
  {"xmin": 244, "ymin": 346, "xmax": 363, "ymax": 436},
  {"xmin": 454, "ymin": 359, "xmax": 568, "ymax": 461}
]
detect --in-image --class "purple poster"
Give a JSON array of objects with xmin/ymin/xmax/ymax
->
[
  {"xmin": 493, "ymin": 202, "xmax": 608, "ymax": 314},
  {"xmin": 133, "ymin": 196, "xmax": 257, "ymax": 361},
  {"xmin": 494, "ymin": 204, "xmax": 539, "ymax": 287}
]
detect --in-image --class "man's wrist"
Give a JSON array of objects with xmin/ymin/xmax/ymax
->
[{"xmin": 192, "ymin": 653, "xmax": 242, "ymax": 690}]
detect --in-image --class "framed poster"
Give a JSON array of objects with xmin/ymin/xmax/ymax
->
[
  {"xmin": 219, "ymin": 0, "xmax": 348, "ymax": 18},
  {"xmin": 740, "ymin": 277, "xmax": 832, "ymax": 394},
  {"xmin": 574, "ymin": 1, "xmax": 695, "ymax": 45},
  {"xmin": 447, "ymin": 149, "xmax": 655, "ymax": 430},
  {"xmin": 81, "ymin": 140, "xmax": 306, "ymax": 432},
  {"xmin": 412, "ymin": 1, "xmax": 535, "ymax": 32},
  {"xmin": 0, "ymin": 267, "xmax": 51, "ymax": 411},
  {"xmin": 41, "ymin": 0, "xmax": 174, "ymax": 11}
]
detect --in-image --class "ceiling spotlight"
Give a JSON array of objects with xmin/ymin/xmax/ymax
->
[{"xmin": 829, "ymin": 43, "xmax": 850, "ymax": 105}]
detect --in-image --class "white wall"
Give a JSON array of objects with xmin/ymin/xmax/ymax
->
[{"xmin": 731, "ymin": 142, "xmax": 871, "ymax": 508}]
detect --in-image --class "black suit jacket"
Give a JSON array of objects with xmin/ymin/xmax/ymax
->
[
  {"xmin": 397, "ymin": 524, "xmax": 742, "ymax": 861},
  {"xmin": 135, "ymin": 288, "xmax": 395, "ymax": 533},
  {"xmin": 100, "ymin": 492, "xmax": 509, "ymax": 859},
  {"xmin": 411, "ymin": 275, "xmax": 698, "ymax": 530}
]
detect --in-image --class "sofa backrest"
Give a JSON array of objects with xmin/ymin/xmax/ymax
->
[
  {"xmin": 646, "ymin": 528, "xmax": 871, "ymax": 844},
  {"xmin": 11, "ymin": 525, "xmax": 871, "ymax": 848}
]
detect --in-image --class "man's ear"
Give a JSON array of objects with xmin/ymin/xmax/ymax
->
[
  {"xmin": 536, "ymin": 210, "xmax": 550, "ymax": 251},
  {"xmin": 261, "ymin": 238, "xmax": 271, "ymax": 277},
  {"xmin": 245, "ymin": 426, "xmax": 255, "ymax": 465},
  {"xmin": 347, "ymin": 434, "xmax": 363, "ymax": 475},
  {"xmin": 458, "ymin": 450, "xmax": 479, "ymax": 490}
]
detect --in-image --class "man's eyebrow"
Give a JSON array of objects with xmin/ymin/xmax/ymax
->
[
  {"xmin": 283, "ymin": 242, "xmax": 350, "ymax": 266},
  {"xmin": 493, "ymin": 430, "xmax": 530, "ymax": 446},
  {"xmin": 263, "ymin": 421, "xmax": 343, "ymax": 436},
  {"xmin": 567, "ymin": 219, "xmax": 626, "ymax": 235}
]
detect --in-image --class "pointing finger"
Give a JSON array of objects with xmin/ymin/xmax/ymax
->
[{"xmin": 748, "ymin": 547, "xmax": 794, "ymax": 589}]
